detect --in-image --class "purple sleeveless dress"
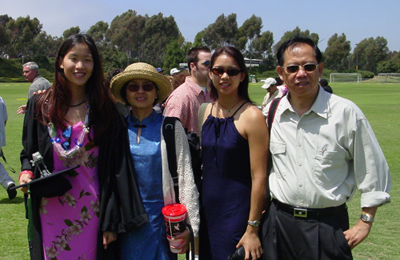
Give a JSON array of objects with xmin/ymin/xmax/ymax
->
[{"xmin": 199, "ymin": 102, "xmax": 251, "ymax": 260}]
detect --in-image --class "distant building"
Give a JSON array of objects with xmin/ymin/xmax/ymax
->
[{"xmin": 244, "ymin": 58, "xmax": 263, "ymax": 68}]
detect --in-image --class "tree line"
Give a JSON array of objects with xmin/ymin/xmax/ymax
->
[{"xmin": 1, "ymin": 11, "xmax": 399, "ymax": 76}]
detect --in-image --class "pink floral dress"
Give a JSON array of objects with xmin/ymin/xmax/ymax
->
[{"xmin": 40, "ymin": 121, "xmax": 99, "ymax": 260}]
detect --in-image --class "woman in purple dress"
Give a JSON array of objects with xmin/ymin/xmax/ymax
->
[{"xmin": 199, "ymin": 46, "xmax": 269, "ymax": 260}]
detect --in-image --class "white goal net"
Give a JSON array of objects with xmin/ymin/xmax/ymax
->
[
  {"xmin": 330, "ymin": 73, "xmax": 362, "ymax": 83},
  {"xmin": 377, "ymin": 73, "xmax": 400, "ymax": 83}
]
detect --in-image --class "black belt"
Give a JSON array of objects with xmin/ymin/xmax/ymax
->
[{"xmin": 273, "ymin": 199, "xmax": 347, "ymax": 219}]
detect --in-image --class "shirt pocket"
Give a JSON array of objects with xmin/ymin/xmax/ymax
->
[
  {"xmin": 313, "ymin": 151, "xmax": 346, "ymax": 189},
  {"xmin": 269, "ymin": 141, "xmax": 286, "ymax": 179}
]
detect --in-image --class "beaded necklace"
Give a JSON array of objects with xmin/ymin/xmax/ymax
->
[{"xmin": 48, "ymin": 104, "xmax": 90, "ymax": 159}]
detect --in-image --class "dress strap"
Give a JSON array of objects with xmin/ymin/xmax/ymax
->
[
  {"xmin": 209, "ymin": 102, "xmax": 215, "ymax": 115},
  {"xmin": 231, "ymin": 101, "xmax": 249, "ymax": 117}
]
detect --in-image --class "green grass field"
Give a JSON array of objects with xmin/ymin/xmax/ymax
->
[{"xmin": 0, "ymin": 82, "xmax": 398, "ymax": 260}]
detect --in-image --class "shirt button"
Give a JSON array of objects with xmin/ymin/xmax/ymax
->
[
  {"xmin": 299, "ymin": 183, "xmax": 303, "ymax": 187},
  {"xmin": 299, "ymin": 162, "xmax": 302, "ymax": 167}
]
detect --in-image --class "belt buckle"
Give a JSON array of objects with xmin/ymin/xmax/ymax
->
[{"xmin": 294, "ymin": 208, "xmax": 307, "ymax": 218}]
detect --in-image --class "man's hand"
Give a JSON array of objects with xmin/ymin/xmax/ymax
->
[
  {"xmin": 17, "ymin": 105, "xmax": 26, "ymax": 114},
  {"xmin": 344, "ymin": 207, "xmax": 377, "ymax": 249},
  {"xmin": 343, "ymin": 219, "xmax": 372, "ymax": 249}
]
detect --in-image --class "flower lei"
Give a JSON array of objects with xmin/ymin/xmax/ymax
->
[{"xmin": 48, "ymin": 104, "xmax": 90, "ymax": 159}]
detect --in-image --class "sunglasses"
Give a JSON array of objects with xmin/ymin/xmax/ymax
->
[
  {"xmin": 127, "ymin": 83, "xmax": 156, "ymax": 92},
  {"xmin": 201, "ymin": 60, "xmax": 211, "ymax": 67},
  {"xmin": 282, "ymin": 63, "xmax": 319, "ymax": 74},
  {"xmin": 211, "ymin": 67, "xmax": 241, "ymax": 77}
]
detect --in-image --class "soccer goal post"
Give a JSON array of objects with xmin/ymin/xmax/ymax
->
[
  {"xmin": 378, "ymin": 73, "xmax": 400, "ymax": 83},
  {"xmin": 330, "ymin": 73, "xmax": 362, "ymax": 83}
]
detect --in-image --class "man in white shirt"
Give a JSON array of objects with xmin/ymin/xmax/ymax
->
[
  {"xmin": 260, "ymin": 77, "xmax": 284, "ymax": 110},
  {"xmin": 261, "ymin": 37, "xmax": 391, "ymax": 260}
]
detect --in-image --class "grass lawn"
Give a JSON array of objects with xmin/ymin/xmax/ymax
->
[{"xmin": 0, "ymin": 82, "xmax": 399, "ymax": 260}]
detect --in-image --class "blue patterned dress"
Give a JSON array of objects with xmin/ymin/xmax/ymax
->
[{"xmin": 119, "ymin": 111, "xmax": 176, "ymax": 260}]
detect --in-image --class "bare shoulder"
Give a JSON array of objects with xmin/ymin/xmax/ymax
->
[{"xmin": 240, "ymin": 103, "xmax": 266, "ymax": 123}]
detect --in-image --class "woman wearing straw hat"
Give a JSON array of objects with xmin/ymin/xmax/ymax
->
[{"xmin": 110, "ymin": 62, "xmax": 199, "ymax": 260}]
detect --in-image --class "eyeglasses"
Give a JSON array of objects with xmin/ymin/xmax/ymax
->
[
  {"xmin": 201, "ymin": 60, "xmax": 211, "ymax": 67},
  {"xmin": 281, "ymin": 63, "xmax": 319, "ymax": 74},
  {"xmin": 127, "ymin": 83, "xmax": 156, "ymax": 92},
  {"xmin": 211, "ymin": 67, "xmax": 241, "ymax": 77}
]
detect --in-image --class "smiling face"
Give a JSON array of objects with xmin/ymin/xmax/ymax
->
[
  {"xmin": 124, "ymin": 79, "xmax": 157, "ymax": 112},
  {"xmin": 277, "ymin": 43, "xmax": 323, "ymax": 100},
  {"xmin": 59, "ymin": 43, "xmax": 94, "ymax": 89},
  {"xmin": 209, "ymin": 54, "xmax": 245, "ymax": 98}
]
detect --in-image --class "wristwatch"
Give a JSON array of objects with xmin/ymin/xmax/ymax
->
[
  {"xmin": 360, "ymin": 213, "xmax": 374, "ymax": 223},
  {"xmin": 248, "ymin": 220, "xmax": 261, "ymax": 227}
]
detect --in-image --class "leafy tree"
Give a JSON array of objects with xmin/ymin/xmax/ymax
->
[
  {"xmin": 141, "ymin": 13, "xmax": 181, "ymax": 65},
  {"xmin": 63, "ymin": 26, "xmax": 81, "ymax": 39},
  {"xmin": 163, "ymin": 40, "xmax": 186, "ymax": 71},
  {"xmin": 377, "ymin": 60, "xmax": 400, "ymax": 73},
  {"xmin": 6, "ymin": 16, "xmax": 43, "ymax": 57},
  {"xmin": 324, "ymin": 33, "xmax": 351, "ymax": 70},
  {"xmin": 252, "ymin": 31, "xmax": 274, "ymax": 59},
  {"xmin": 107, "ymin": 10, "xmax": 147, "ymax": 66},
  {"xmin": 273, "ymin": 27, "xmax": 319, "ymax": 53},
  {"xmin": 193, "ymin": 31, "xmax": 205, "ymax": 47},
  {"xmin": 87, "ymin": 21, "xmax": 109, "ymax": 47},
  {"xmin": 202, "ymin": 13, "xmax": 238, "ymax": 49},
  {"xmin": 353, "ymin": 37, "xmax": 389, "ymax": 74},
  {"xmin": 237, "ymin": 15, "xmax": 262, "ymax": 55}
]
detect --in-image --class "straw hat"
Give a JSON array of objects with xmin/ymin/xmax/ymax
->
[{"xmin": 110, "ymin": 62, "xmax": 171, "ymax": 105}]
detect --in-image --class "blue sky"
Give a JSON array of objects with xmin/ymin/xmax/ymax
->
[{"xmin": 2, "ymin": 0, "xmax": 399, "ymax": 52}]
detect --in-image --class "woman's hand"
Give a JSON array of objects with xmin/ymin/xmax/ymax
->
[
  {"xmin": 236, "ymin": 227, "xmax": 263, "ymax": 260},
  {"xmin": 19, "ymin": 171, "xmax": 33, "ymax": 193},
  {"xmin": 103, "ymin": 231, "xmax": 117, "ymax": 249},
  {"xmin": 172, "ymin": 228, "xmax": 191, "ymax": 254}
]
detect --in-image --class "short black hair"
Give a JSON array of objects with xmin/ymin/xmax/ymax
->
[
  {"xmin": 276, "ymin": 37, "xmax": 322, "ymax": 66},
  {"xmin": 319, "ymin": 78, "xmax": 329, "ymax": 87}
]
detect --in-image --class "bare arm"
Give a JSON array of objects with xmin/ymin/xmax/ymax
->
[{"xmin": 236, "ymin": 106, "xmax": 269, "ymax": 260}]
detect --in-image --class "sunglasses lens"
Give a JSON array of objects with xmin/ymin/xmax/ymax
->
[
  {"xmin": 127, "ymin": 85, "xmax": 139, "ymax": 92},
  {"xmin": 211, "ymin": 68, "xmax": 240, "ymax": 76},
  {"xmin": 211, "ymin": 68, "xmax": 223, "ymax": 76},
  {"xmin": 304, "ymin": 64, "xmax": 317, "ymax": 72},
  {"xmin": 227, "ymin": 69, "xmax": 241, "ymax": 76},
  {"xmin": 203, "ymin": 60, "xmax": 210, "ymax": 66},
  {"xmin": 143, "ymin": 84, "xmax": 155, "ymax": 91},
  {"xmin": 286, "ymin": 65, "xmax": 299, "ymax": 73}
]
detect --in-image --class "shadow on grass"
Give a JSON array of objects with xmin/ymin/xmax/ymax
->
[{"xmin": 0, "ymin": 196, "xmax": 24, "ymax": 204}]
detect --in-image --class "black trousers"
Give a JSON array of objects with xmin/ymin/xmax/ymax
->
[{"xmin": 261, "ymin": 200, "xmax": 353, "ymax": 260}]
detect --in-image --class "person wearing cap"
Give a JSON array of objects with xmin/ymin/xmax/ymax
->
[
  {"xmin": 156, "ymin": 67, "xmax": 164, "ymax": 74},
  {"xmin": 260, "ymin": 77, "xmax": 284, "ymax": 110},
  {"xmin": 170, "ymin": 68, "xmax": 180, "ymax": 77},
  {"xmin": 163, "ymin": 47, "xmax": 213, "ymax": 135},
  {"xmin": 261, "ymin": 37, "xmax": 391, "ymax": 260},
  {"xmin": 18, "ymin": 34, "xmax": 148, "ymax": 260},
  {"xmin": 110, "ymin": 62, "xmax": 199, "ymax": 259}
]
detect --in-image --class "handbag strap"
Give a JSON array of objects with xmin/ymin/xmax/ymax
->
[
  {"xmin": 162, "ymin": 117, "xmax": 180, "ymax": 203},
  {"xmin": 267, "ymin": 98, "xmax": 282, "ymax": 173}
]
